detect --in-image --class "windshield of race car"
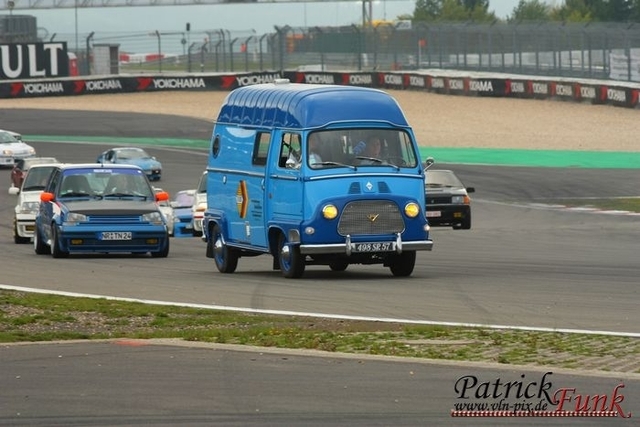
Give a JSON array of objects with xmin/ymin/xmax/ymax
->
[{"xmin": 58, "ymin": 168, "xmax": 154, "ymax": 199}]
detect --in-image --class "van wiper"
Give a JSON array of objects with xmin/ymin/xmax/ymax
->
[
  {"xmin": 356, "ymin": 156, "xmax": 400, "ymax": 171},
  {"xmin": 315, "ymin": 161, "xmax": 357, "ymax": 170}
]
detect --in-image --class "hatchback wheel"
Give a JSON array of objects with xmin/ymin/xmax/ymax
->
[
  {"xmin": 51, "ymin": 225, "xmax": 69, "ymax": 258},
  {"xmin": 34, "ymin": 226, "xmax": 48, "ymax": 255}
]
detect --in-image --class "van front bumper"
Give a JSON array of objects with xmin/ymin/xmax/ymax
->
[{"xmin": 299, "ymin": 235, "xmax": 433, "ymax": 256}]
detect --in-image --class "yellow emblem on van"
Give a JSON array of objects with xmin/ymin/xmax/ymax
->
[{"xmin": 236, "ymin": 180, "xmax": 248, "ymax": 218}]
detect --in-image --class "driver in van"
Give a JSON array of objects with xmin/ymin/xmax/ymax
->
[
  {"xmin": 354, "ymin": 135, "xmax": 383, "ymax": 164},
  {"xmin": 308, "ymin": 133, "xmax": 323, "ymax": 165}
]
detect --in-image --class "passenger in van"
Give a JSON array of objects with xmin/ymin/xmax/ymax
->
[
  {"xmin": 308, "ymin": 133, "xmax": 323, "ymax": 165},
  {"xmin": 363, "ymin": 136, "xmax": 382, "ymax": 158},
  {"xmin": 355, "ymin": 135, "xmax": 383, "ymax": 165}
]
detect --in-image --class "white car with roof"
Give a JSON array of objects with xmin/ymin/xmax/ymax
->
[
  {"xmin": 0, "ymin": 129, "xmax": 36, "ymax": 167},
  {"xmin": 9, "ymin": 162, "xmax": 61, "ymax": 243},
  {"xmin": 191, "ymin": 171, "xmax": 207, "ymax": 236},
  {"xmin": 153, "ymin": 187, "xmax": 175, "ymax": 236}
]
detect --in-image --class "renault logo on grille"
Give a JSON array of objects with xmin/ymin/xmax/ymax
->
[{"xmin": 368, "ymin": 214, "xmax": 380, "ymax": 222}]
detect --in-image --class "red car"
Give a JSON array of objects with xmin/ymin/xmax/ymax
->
[{"xmin": 10, "ymin": 157, "xmax": 59, "ymax": 189}]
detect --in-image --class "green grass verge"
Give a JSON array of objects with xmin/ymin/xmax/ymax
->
[{"xmin": 2, "ymin": 290, "xmax": 639, "ymax": 374}]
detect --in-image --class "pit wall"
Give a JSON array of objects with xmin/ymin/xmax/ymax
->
[{"xmin": 2, "ymin": 69, "xmax": 639, "ymax": 109}]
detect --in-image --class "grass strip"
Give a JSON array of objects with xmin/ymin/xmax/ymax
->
[{"xmin": 2, "ymin": 290, "xmax": 639, "ymax": 374}]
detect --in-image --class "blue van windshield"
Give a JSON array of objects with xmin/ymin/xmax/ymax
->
[{"xmin": 307, "ymin": 129, "xmax": 418, "ymax": 169}]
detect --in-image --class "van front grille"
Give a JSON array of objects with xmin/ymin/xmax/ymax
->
[{"xmin": 337, "ymin": 200, "xmax": 404, "ymax": 236}]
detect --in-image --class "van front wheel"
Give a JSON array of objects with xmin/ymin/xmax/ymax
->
[
  {"xmin": 388, "ymin": 251, "xmax": 416, "ymax": 277},
  {"xmin": 213, "ymin": 224, "xmax": 238, "ymax": 273},
  {"xmin": 278, "ymin": 234, "xmax": 305, "ymax": 278}
]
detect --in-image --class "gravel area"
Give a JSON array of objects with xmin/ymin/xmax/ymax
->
[{"xmin": 1, "ymin": 90, "xmax": 638, "ymax": 151}]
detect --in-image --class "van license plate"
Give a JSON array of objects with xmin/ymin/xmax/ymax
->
[
  {"xmin": 101, "ymin": 232, "xmax": 132, "ymax": 240},
  {"xmin": 353, "ymin": 242, "xmax": 392, "ymax": 252}
]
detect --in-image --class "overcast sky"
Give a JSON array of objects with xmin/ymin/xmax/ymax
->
[{"xmin": 25, "ymin": 0, "xmax": 526, "ymax": 38}]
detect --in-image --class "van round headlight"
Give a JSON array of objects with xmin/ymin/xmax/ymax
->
[
  {"xmin": 404, "ymin": 202, "xmax": 420, "ymax": 218},
  {"xmin": 322, "ymin": 204, "xmax": 338, "ymax": 220}
]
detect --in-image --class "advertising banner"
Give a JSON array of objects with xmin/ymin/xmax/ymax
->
[{"xmin": 0, "ymin": 42, "xmax": 70, "ymax": 79}]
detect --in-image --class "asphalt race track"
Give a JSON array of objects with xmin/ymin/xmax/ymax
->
[
  {"xmin": 1, "ymin": 109, "xmax": 640, "ymax": 426},
  {"xmin": 1, "ymin": 109, "xmax": 640, "ymax": 334}
]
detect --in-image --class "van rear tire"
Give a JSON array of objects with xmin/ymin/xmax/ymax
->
[
  {"xmin": 213, "ymin": 224, "xmax": 238, "ymax": 273},
  {"xmin": 278, "ymin": 234, "xmax": 305, "ymax": 278}
]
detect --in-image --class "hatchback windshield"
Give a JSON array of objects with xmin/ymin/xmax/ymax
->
[
  {"xmin": 0, "ymin": 132, "xmax": 19, "ymax": 143},
  {"xmin": 118, "ymin": 148, "xmax": 150, "ymax": 160},
  {"xmin": 425, "ymin": 170, "xmax": 464, "ymax": 188},
  {"xmin": 58, "ymin": 169, "xmax": 154, "ymax": 199},
  {"xmin": 22, "ymin": 166, "xmax": 57, "ymax": 192}
]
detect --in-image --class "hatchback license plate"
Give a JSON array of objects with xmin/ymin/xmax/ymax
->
[
  {"xmin": 353, "ymin": 242, "xmax": 392, "ymax": 252},
  {"xmin": 426, "ymin": 211, "xmax": 441, "ymax": 218},
  {"xmin": 101, "ymin": 231, "xmax": 132, "ymax": 240}
]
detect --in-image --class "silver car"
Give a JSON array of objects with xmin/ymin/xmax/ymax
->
[{"xmin": 0, "ymin": 129, "xmax": 36, "ymax": 167}]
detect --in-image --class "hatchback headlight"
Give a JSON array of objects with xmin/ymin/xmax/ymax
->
[
  {"xmin": 20, "ymin": 201, "xmax": 40, "ymax": 215},
  {"xmin": 452, "ymin": 195, "xmax": 470, "ymax": 205},
  {"xmin": 143, "ymin": 212, "xmax": 165, "ymax": 225},
  {"xmin": 64, "ymin": 212, "xmax": 88, "ymax": 225}
]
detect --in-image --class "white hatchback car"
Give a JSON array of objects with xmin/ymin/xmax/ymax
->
[
  {"xmin": 0, "ymin": 129, "xmax": 36, "ymax": 167},
  {"xmin": 9, "ymin": 162, "xmax": 61, "ymax": 243},
  {"xmin": 191, "ymin": 171, "xmax": 207, "ymax": 237},
  {"xmin": 153, "ymin": 187, "xmax": 175, "ymax": 236}
]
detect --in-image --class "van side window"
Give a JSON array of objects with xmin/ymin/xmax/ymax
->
[
  {"xmin": 252, "ymin": 132, "xmax": 271, "ymax": 166},
  {"xmin": 211, "ymin": 135, "xmax": 221, "ymax": 158},
  {"xmin": 279, "ymin": 132, "xmax": 302, "ymax": 169}
]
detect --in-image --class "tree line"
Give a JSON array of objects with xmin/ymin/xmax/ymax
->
[{"xmin": 407, "ymin": 0, "xmax": 640, "ymax": 23}]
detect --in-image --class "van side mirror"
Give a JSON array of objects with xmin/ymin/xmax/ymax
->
[{"xmin": 423, "ymin": 157, "xmax": 435, "ymax": 170}]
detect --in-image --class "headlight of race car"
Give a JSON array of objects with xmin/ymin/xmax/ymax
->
[
  {"xmin": 142, "ymin": 211, "xmax": 165, "ymax": 225},
  {"xmin": 163, "ymin": 212, "xmax": 174, "ymax": 226},
  {"xmin": 194, "ymin": 202, "xmax": 207, "ymax": 213},
  {"xmin": 64, "ymin": 212, "xmax": 88, "ymax": 225},
  {"xmin": 20, "ymin": 201, "xmax": 40, "ymax": 215}
]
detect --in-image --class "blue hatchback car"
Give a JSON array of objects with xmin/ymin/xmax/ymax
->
[
  {"xmin": 34, "ymin": 164, "xmax": 170, "ymax": 258},
  {"xmin": 96, "ymin": 147, "xmax": 162, "ymax": 181}
]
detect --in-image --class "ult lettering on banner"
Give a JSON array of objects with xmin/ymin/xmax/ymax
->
[{"xmin": 0, "ymin": 42, "xmax": 70, "ymax": 79}]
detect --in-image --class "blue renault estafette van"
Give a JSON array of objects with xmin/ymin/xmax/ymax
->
[{"xmin": 203, "ymin": 80, "xmax": 433, "ymax": 278}]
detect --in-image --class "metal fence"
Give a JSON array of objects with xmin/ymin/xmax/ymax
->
[{"xmin": 33, "ymin": 21, "xmax": 640, "ymax": 82}]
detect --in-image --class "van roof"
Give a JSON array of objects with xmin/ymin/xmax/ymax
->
[{"xmin": 216, "ymin": 83, "xmax": 410, "ymax": 129}]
